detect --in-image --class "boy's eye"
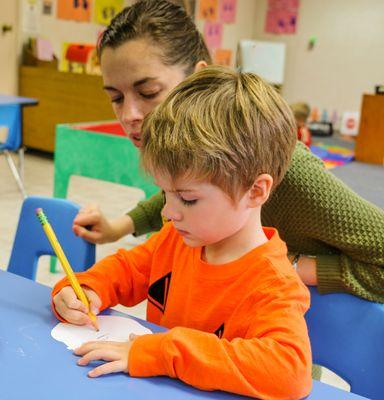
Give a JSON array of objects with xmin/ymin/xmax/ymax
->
[
  {"xmin": 140, "ymin": 91, "xmax": 160, "ymax": 100},
  {"xmin": 180, "ymin": 198, "xmax": 198, "ymax": 206}
]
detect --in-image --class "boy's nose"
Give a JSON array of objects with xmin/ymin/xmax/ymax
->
[{"xmin": 162, "ymin": 202, "xmax": 182, "ymax": 222}]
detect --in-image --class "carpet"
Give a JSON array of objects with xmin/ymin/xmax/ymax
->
[{"xmin": 310, "ymin": 143, "xmax": 355, "ymax": 169}]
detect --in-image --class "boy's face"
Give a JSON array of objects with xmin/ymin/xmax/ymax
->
[{"xmin": 154, "ymin": 173, "xmax": 252, "ymax": 248}]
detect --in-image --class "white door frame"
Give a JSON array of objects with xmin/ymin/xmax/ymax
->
[{"xmin": 0, "ymin": 0, "xmax": 19, "ymax": 94}]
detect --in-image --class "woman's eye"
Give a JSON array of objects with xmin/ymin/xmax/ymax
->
[
  {"xmin": 111, "ymin": 96, "xmax": 123, "ymax": 104},
  {"xmin": 180, "ymin": 198, "xmax": 198, "ymax": 206},
  {"xmin": 140, "ymin": 92, "xmax": 160, "ymax": 100}
]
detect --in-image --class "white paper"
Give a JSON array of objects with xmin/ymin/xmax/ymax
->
[{"xmin": 51, "ymin": 315, "xmax": 152, "ymax": 350}]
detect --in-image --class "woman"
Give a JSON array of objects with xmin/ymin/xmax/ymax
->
[{"xmin": 73, "ymin": 0, "xmax": 384, "ymax": 302}]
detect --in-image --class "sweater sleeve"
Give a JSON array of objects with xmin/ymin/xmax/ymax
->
[
  {"xmin": 129, "ymin": 279, "xmax": 312, "ymax": 400},
  {"xmin": 266, "ymin": 142, "xmax": 384, "ymax": 302},
  {"xmin": 126, "ymin": 191, "xmax": 165, "ymax": 237},
  {"xmin": 52, "ymin": 230, "xmax": 162, "ymax": 314}
]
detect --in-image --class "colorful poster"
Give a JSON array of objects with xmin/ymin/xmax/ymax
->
[
  {"xmin": 198, "ymin": 0, "xmax": 219, "ymax": 21},
  {"xmin": 203, "ymin": 22, "xmax": 223, "ymax": 49},
  {"xmin": 265, "ymin": 0, "xmax": 299, "ymax": 34},
  {"xmin": 214, "ymin": 49, "xmax": 232, "ymax": 66},
  {"xmin": 94, "ymin": 0, "xmax": 124, "ymax": 26},
  {"xmin": 57, "ymin": 0, "xmax": 92, "ymax": 22},
  {"xmin": 219, "ymin": 0, "xmax": 237, "ymax": 23}
]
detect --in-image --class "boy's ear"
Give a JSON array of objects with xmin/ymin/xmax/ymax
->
[
  {"xmin": 194, "ymin": 60, "xmax": 208, "ymax": 72},
  {"xmin": 247, "ymin": 174, "xmax": 273, "ymax": 208}
]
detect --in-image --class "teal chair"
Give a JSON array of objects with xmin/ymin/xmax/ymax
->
[
  {"xmin": 7, "ymin": 196, "xmax": 95, "ymax": 280},
  {"xmin": 306, "ymin": 286, "xmax": 384, "ymax": 399}
]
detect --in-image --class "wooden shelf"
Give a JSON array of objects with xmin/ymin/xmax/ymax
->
[
  {"xmin": 355, "ymin": 94, "xmax": 384, "ymax": 165},
  {"xmin": 19, "ymin": 66, "xmax": 115, "ymax": 152}
]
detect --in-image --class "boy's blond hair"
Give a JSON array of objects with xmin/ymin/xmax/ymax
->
[
  {"xmin": 141, "ymin": 65, "xmax": 297, "ymax": 200},
  {"xmin": 291, "ymin": 102, "xmax": 311, "ymax": 122}
]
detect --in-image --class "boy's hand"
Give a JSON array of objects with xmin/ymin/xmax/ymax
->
[
  {"xmin": 74, "ymin": 334, "xmax": 138, "ymax": 377},
  {"xmin": 53, "ymin": 286, "xmax": 101, "ymax": 326},
  {"xmin": 296, "ymin": 256, "xmax": 318, "ymax": 286},
  {"xmin": 72, "ymin": 204, "xmax": 134, "ymax": 244}
]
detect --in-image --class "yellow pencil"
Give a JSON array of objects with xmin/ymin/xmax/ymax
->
[{"xmin": 36, "ymin": 208, "xmax": 99, "ymax": 331}]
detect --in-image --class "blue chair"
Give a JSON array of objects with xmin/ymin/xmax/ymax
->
[
  {"xmin": 306, "ymin": 286, "xmax": 384, "ymax": 399},
  {"xmin": 7, "ymin": 196, "xmax": 95, "ymax": 280},
  {"xmin": 0, "ymin": 103, "xmax": 26, "ymax": 198}
]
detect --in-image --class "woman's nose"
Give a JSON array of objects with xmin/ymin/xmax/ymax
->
[{"xmin": 122, "ymin": 98, "xmax": 143, "ymax": 124}]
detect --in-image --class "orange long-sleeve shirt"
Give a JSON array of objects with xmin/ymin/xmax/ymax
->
[{"xmin": 52, "ymin": 223, "xmax": 312, "ymax": 399}]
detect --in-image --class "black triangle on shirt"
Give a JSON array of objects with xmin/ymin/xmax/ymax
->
[
  {"xmin": 214, "ymin": 323, "xmax": 225, "ymax": 338},
  {"xmin": 148, "ymin": 272, "xmax": 172, "ymax": 313}
]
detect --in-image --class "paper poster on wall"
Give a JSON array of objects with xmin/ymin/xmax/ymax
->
[
  {"xmin": 57, "ymin": 0, "xmax": 92, "ymax": 22},
  {"xmin": 42, "ymin": 0, "xmax": 53, "ymax": 15},
  {"xmin": 198, "ymin": 0, "xmax": 219, "ymax": 21},
  {"xmin": 94, "ymin": 0, "xmax": 124, "ymax": 26},
  {"xmin": 265, "ymin": 0, "xmax": 299, "ymax": 34},
  {"xmin": 22, "ymin": 0, "xmax": 41, "ymax": 35},
  {"xmin": 340, "ymin": 111, "xmax": 360, "ymax": 136},
  {"xmin": 214, "ymin": 49, "xmax": 232, "ymax": 66},
  {"xmin": 204, "ymin": 22, "xmax": 223, "ymax": 50},
  {"xmin": 219, "ymin": 0, "xmax": 237, "ymax": 23}
]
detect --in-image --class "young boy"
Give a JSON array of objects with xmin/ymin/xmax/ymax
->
[
  {"xmin": 290, "ymin": 102, "xmax": 312, "ymax": 147},
  {"xmin": 52, "ymin": 66, "xmax": 312, "ymax": 399}
]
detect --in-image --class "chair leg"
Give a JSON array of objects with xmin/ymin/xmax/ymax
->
[
  {"xmin": 4, "ymin": 149, "xmax": 27, "ymax": 198},
  {"xmin": 18, "ymin": 146, "xmax": 25, "ymax": 182}
]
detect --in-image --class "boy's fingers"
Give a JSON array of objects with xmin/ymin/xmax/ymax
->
[
  {"xmin": 83, "ymin": 289, "xmax": 102, "ymax": 312},
  {"xmin": 55, "ymin": 302, "xmax": 91, "ymax": 325},
  {"xmin": 88, "ymin": 361, "xmax": 124, "ymax": 378}
]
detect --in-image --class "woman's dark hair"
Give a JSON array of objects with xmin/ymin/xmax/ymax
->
[{"xmin": 98, "ymin": 0, "xmax": 212, "ymax": 75}]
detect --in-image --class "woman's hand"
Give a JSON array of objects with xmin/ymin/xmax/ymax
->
[
  {"xmin": 53, "ymin": 286, "xmax": 101, "ymax": 326},
  {"xmin": 73, "ymin": 204, "xmax": 134, "ymax": 244},
  {"xmin": 74, "ymin": 334, "xmax": 138, "ymax": 377}
]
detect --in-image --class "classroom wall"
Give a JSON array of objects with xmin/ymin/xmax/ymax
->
[
  {"xmin": 18, "ymin": 0, "xmax": 134, "ymax": 60},
  {"xmin": 252, "ymin": 0, "xmax": 384, "ymax": 116},
  {"xmin": 195, "ymin": 0, "xmax": 257, "ymax": 67}
]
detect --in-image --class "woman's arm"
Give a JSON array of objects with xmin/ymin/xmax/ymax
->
[
  {"xmin": 127, "ymin": 191, "xmax": 165, "ymax": 236},
  {"xmin": 266, "ymin": 142, "xmax": 384, "ymax": 302}
]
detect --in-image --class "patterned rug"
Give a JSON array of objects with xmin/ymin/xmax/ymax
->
[{"xmin": 310, "ymin": 143, "xmax": 355, "ymax": 169}]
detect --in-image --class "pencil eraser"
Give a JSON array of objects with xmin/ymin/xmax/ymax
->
[{"xmin": 36, "ymin": 208, "xmax": 42, "ymax": 214}]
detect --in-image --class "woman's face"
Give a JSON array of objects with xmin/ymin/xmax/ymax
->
[{"xmin": 100, "ymin": 38, "xmax": 188, "ymax": 147}]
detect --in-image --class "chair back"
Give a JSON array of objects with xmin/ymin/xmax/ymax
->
[
  {"xmin": 306, "ymin": 286, "xmax": 384, "ymax": 399},
  {"xmin": 0, "ymin": 103, "xmax": 21, "ymax": 150},
  {"xmin": 7, "ymin": 196, "xmax": 95, "ymax": 280}
]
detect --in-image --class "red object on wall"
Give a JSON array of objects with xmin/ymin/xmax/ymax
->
[{"xmin": 65, "ymin": 44, "xmax": 95, "ymax": 63}]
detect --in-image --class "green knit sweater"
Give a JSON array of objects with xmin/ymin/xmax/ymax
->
[{"xmin": 128, "ymin": 142, "xmax": 384, "ymax": 302}]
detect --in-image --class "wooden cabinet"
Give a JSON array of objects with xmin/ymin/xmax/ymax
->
[
  {"xmin": 355, "ymin": 94, "xmax": 384, "ymax": 165},
  {"xmin": 19, "ymin": 66, "xmax": 115, "ymax": 152}
]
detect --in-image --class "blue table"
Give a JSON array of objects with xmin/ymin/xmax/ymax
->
[
  {"xmin": 0, "ymin": 95, "xmax": 38, "ymax": 197},
  {"xmin": 0, "ymin": 270, "xmax": 368, "ymax": 400},
  {"xmin": 0, "ymin": 95, "xmax": 38, "ymax": 106}
]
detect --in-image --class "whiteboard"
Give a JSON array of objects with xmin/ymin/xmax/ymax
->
[{"xmin": 238, "ymin": 40, "xmax": 286, "ymax": 85}]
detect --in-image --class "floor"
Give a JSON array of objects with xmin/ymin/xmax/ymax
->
[{"xmin": 1, "ymin": 135, "xmax": 383, "ymax": 392}]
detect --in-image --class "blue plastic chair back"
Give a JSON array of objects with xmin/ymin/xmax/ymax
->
[
  {"xmin": 0, "ymin": 103, "xmax": 21, "ymax": 150},
  {"xmin": 7, "ymin": 196, "xmax": 95, "ymax": 280},
  {"xmin": 306, "ymin": 286, "xmax": 384, "ymax": 399}
]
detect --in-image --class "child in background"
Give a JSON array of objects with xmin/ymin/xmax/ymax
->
[
  {"xmin": 291, "ymin": 102, "xmax": 312, "ymax": 147},
  {"xmin": 52, "ymin": 66, "xmax": 312, "ymax": 399}
]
